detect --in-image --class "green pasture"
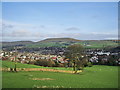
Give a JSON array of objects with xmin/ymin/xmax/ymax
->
[
  {"xmin": 1, "ymin": 60, "xmax": 72, "ymax": 71},
  {"xmin": 26, "ymin": 40, "xmax": 118, "ymax": 49},
  {"xmin": 78, "ymin": 40, "xmax": 118, "ymax": 49},
  {"xmin": 1, "ymin": 60, "xmax": 118, "ymax": 88}
]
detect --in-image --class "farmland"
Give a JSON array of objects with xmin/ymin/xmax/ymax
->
[
  {"xmin": 1, "ymin": 60, "xmax": 118, "ymax": 88},
  {"xmin": 2, "ymin": 38, "xmax": 119, "ymax": 49},
  {"xmin": 14, "ymin": 40, "xmax": 119, "ymax": 49},
  {"xmin": 1, "ymin": 60, "xmax": 72, "ymax": 71}
]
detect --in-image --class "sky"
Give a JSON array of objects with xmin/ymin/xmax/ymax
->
[{"xmin": 1, "ymin": 2, "xmax": 118, "ymax": 42}]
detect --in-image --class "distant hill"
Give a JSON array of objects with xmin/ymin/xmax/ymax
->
[
  {"xmin": 1, "ymin": 41, "xmax": 33, "ymax": 47},
  {"xmin": 1, "ymin": 38, "xmax": 119, "ymax": 49},
  {"xmin": 39, "ymin": 38, "xmax": 81, "ymax": 43},
  {"xmin": 26, "ymin": 38, "xmax": 81, "ymax": 48}
]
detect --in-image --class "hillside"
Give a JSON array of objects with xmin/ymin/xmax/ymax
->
[
  {"xmin": 2, "ymin": 61, "xmax": 118, "ymax": 88},
  {"xmin": 1, "ymin": 38, "xmax": 119, "ymax": 49},
  {"xmin": 39, "ymin": 38, "xmax": 81, "ymax": 43},
  {"xmin": 1, "ymin": 60, "xmax": 72, "ymax": 71},
  {"xmin": 2, "ymin": 41, "xmax": 33, "ymax": 47},
  {"xmin": 26, "ymin": 38, "xmax": 119, "ymax": 48}
]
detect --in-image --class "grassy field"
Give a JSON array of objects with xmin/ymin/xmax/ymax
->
[
  {"xmin": 78, "ymin": 40, "xmax": 118, "ymax": 49},
  {"xmin": 25, "ymin": 40, "xmax": 118, "ymax": 49},
  {"xmin": 1, "ymin": 60, "xmax": 72, "ymax": 71},
  {"xmin": 1, "ymin": 60, "xmax": 118, "ymax": 88}
]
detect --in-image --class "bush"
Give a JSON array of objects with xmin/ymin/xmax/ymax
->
[
  {"xmin": 108, "ymin": 55, "xmax": 118, "ymax": 66},
  {"xmin": 87, "ymin": 62, "xmax": 93, "ymax": 67},
  {"xmin": 34, "ymin": 59, "xmax": 55, "ymax": 67},
  {"xmin": 48, "ymin": 60, "xmax": 55, "ymax": 67},
  {"xmin": 28, "ymin": 61, "xmax": 35, "ymax": 65},
  {"xmin": 58, "ymin": 63, "xmax": 64, "ymax": 67}
]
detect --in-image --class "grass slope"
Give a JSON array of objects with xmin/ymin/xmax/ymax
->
[
  {"xmin": 2, "ymin": 38, "xmax": 118, "ymax": 49},
  {"xmin": 26, "ymin": 40, "xmax": 118, "ymax": 48},
  {"xmin": 2, "ymin": 66, "xmax": 118, "ymax": 88},
  {"xmin": 1, "ymin": 60, "xmax": 72, "ymax": 71},
  {"xmin": 78, "ymin": 40, "xmax": 118, "ymax": 48},
  {"xmin": 2, "ymin": 61, "xmax": 118, "ymax": 88}
]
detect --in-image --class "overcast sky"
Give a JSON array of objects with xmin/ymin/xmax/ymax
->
[{"xmin": 1, "ymin": 2, "xmax": 118, "ymax": 42}]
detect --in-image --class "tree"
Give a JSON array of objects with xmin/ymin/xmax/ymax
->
[
  {"xmin": 64, "ymin": 44, "xmax": 88, "ymax": 74},
  {"xmin": 108, "ymin": 55, "xmax": 118, "ymax": 66}
]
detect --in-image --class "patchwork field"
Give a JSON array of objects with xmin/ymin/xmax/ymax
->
[
  {"xmin": 1, "ymin": 60, "xmax": 118, "ymax": 88},
  {"xmin": 2, "ymin": 39, "xmax": 118, "ymax": 49},
  {"xmin": 26, "ymin": 40, "xmax": 118, "ymax": 49}
]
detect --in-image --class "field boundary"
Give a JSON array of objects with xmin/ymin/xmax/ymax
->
[{"xmin": 1, "ymin": 68, "xmax": 80, "ymax": 73}]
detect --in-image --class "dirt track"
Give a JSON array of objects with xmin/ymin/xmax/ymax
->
[{"xmin": 1, "ymin": 68, "xmax": 78, "ymax": 73}]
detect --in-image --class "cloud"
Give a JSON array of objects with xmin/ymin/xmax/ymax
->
[
  {"xmin": 104, "ymin": 37, "xmax": 118, "ymax": 40},
  {"xmin": 11, "ymin": 30, "xmax": 30, "ymax": 37},
  {"xmin": 43, "ymin": 32, "xmax": 118, "ymax": 40},
  {"xmin": 2, "ymin": 29, "xmax": 42, "ymax": 37},
  {"xmin": 91, "ymin": 15, "xmax": 99, "ymax": 19},
  {"xmin": 40, "ymin": 25, "xmax": 45, "ymax": 28},
  {"xmin": 1, "ymin": 19, "xmax": 118, "ymax": 41},
  {"xmin": 1, "ymin": 32, "xmax": 118, "ymax": 41},
  {"xmin": 83, "ymin": 32, "xmax": 118, "ymax": 40},
  {"xmin": 91, "ymin": 32, "xmax": 114, "ymax": 35},
  {"xmin": 2, "ymin": 23, "xmax": 14, "ymax": 29},
  {"xmin": 66, "ymin": 27, "xmax": 80, "ymax": 31},
  {"xmin": 2, "ymin": 20, "xmax": 45, "ymax": 31},
  {"xmin": 2, "ymin": 20, "xmax": 47, "ymax": 38},
  {"xmin": 0, "ymin": 19, "xmax": 2, "ymax": 31}
]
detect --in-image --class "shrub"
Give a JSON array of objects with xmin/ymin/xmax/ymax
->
[
  {"xmin": 34, "ymin": 59, "xmax": 55, "ymax": 67},
  {"xmin": 108, "ymin": 55, "xmax": 118, "ymax": 66},
  {"xmin": 28, "ymin": 61, "xmax": 35, "ymax": 65},
  {"xmin": 48, "ymin": 60, "xmax": 55, "ymax": 67},
  {"xmin": 87, "ymin": 62, "xmax": 93, "ymax": 67},
  {"xmin": 58, "ymin": 63, "xmax": 64, "ymax": 67}
]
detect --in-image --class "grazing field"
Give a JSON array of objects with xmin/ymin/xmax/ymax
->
[
  {"xmin": 19, "ymin": 39, "xmax": 118, "ymax": 49},
  {"xmin": 2, "ymin": 61, "xmax": 118, "ymax": 88},
  {"xmin": 78, "ymin": 40, "xmax": 118, "ymax": 49},
  {"xmin": 1, "ymin": 60, "xmax": 72, "ymax": 71}
]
